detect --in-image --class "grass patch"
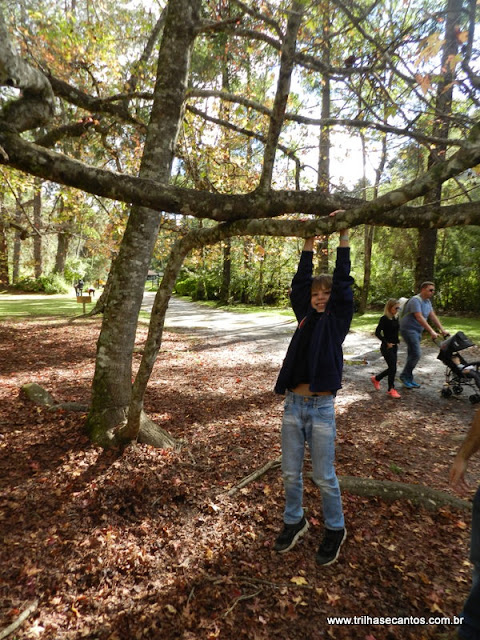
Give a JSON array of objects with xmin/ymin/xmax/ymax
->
[
  {"xmin": 350, "ymin": 312, "xmax": 480, "ymax": 344},
  {"xmin": 350, "ymin": 311, "xmax": 379, "ymax": 334},
  {"xmin": 0, "ymin": 293, "xmax": 93, "ymax": 318},
  {"xmin": 3, "ymin": 291, "xmax": 480, "ymax": 345}
]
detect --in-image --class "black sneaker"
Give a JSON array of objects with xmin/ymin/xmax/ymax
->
[
  {"xmin": 315, "ymin": 528, "xmax": 346, "ymax": 566},
  {"xmin": 273, "ymin": 516, "xmax": 309, "ymax": 553}
]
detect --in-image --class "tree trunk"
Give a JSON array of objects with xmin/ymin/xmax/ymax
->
[
  {"xmin": 121, "ymin": 235, "xmax": 194, "ymax": 444},
  {"xmin": 360, "ymin": 225, "xmax": 374, "ymax": 312},
  {"xmin": 54, "ymin": 231, "xmax": 70, "ymax": 275},
  {"xmin": 256, "ymin": 241, "xmax": 265, "ymax": 306},
  {"xmin": 0, "ymin": 224, "xmax": 8, "ymax": 286},
  {"xmin": 220, "ymin": 239, "xmax": 231, "ymax": 303},
  {"xmin": 0, "ymin": 191, "xmax": 8, "ymax": 286},
  {"xmin": 415, "ymin": 0, "xmax": 462, "ymax": 288},
  {"xmin": 12, "ymin": 200, "xmax": 22, "ymax": 283},
  {"xmin": 218, "ymin": 43, "xmax": 232, "ymax": 305},
  {"xmin": 86, "ymin": 0, "xmax": 201, "ymax": 448},
  {"xmin": 241, "ymin": 238, "xmax": 253, "ymax": 303},
  {"xmin": 415, "ymin": 228, "xmax": 438, "ymax": 287},
  {"xmin": 33, "ymin": 179, "xmax": 42, "ymax": 279},
  {"xmin": 359, "ymin": 129, "xmax": 387, "ymax": 313},
  {"xmin": 315, "ymin": 2, "xmax": 331, "ymax": 274}
]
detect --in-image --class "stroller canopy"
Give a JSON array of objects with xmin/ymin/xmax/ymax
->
[{"xmin": 437, "ymin": 331, "xmax": 475, "ymax": 363}]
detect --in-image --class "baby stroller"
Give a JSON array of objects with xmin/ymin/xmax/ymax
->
[{"xmin": 437, "ymin": 331, "xmax": 480, "ymax": 403}]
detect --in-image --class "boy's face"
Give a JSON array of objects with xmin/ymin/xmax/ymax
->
[{"xmin": 311, "ymin": 286, "xmax": 331, "ymax": 313}]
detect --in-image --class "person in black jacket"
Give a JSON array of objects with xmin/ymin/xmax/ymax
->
[
  {"xmin": 273, "ymin": 229, "xmax": 354, "ymax": 566},
  {"xmin": 371, "ymin": 299, "xmax": 401, "ymax": 399}
]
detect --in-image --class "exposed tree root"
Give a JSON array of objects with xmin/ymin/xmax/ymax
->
[
  {"xmin": 136, "ymin": 410, "xmax": 179, "ymax": 449},
  {"xmin": 22, "ymin": 384, "xmax": 179, "ymax": 449},
  {"xmin": 228, "ymin": 456, "xmax": 471, "ymax": 511},
  {"xmin": 0, "ymin": 600, "xmax": 38, "ymax": 640},
  {"xmin": 337, "ymin": 475, "xmax": 470, "ymax": 511}
]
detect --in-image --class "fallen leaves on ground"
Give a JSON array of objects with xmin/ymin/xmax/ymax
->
[{"xmin": 1, "ymin": 318, "xmax": 479, "ymax": 640}]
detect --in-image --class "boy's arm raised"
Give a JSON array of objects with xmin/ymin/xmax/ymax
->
[{"xmin": 339, "ymin": 229, "xmax": 350, "ymax": 248}]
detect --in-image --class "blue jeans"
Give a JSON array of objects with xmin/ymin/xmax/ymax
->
[
  {"xmin": 459, "ymin": 487, "xmax": 480, "ymax": 640},
  {"xmin": 400, "ymin": 329, "xmax": 422, "ymax": 381},
  {"xmin": 281, "ymin": 391, "xmax": 344, "ymax": 530}
]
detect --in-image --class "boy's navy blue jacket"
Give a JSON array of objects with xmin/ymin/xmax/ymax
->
[{"xmin": 274, "ymin": 247, "xmax": 354, "ymax": 395}]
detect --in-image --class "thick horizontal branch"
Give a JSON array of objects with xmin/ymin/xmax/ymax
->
[
  {"xmin": 180, "ymin": 204, "xmax": 480, "ymax": 250},
  {"xmin": 1, "ymin": 124, "xmax": 479, "ymax": 227}
]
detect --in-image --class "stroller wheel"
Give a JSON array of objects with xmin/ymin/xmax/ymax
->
[
  {"xmin": 469, "ymin": 394, "xmax": 480, "ymax": 404},
  {"xmin": 453, "ymin": 384, "xmax": 463, "ymax": 395},
  {"xmin": 441, "ymin": 387, "xmax": 453, "ymax": 398}
]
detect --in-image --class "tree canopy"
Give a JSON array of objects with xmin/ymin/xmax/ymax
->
[{"xmin": 1, "ymin": 0, "xmax": 479, "ymax": 230}]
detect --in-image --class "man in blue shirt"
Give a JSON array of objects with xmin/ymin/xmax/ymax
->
[
  {"xmin": 273, "ymin": 230, "xmax": 354, "ymax": 566},
  {"xmin": 399, "ymin": 281, "xmax": 448, "ymax": 388}
]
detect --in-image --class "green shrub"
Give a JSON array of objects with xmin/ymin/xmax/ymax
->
[
  {"xmin": 13, "ymin": 274, "xmax": 70, "ymax": 294},
  {"xmin": 174, "ymin": 275, "xmax": 197, "ymax": 297},
  {"xmin": 175, "ymin": 272, "xmax": 220, "ymax": 301}
]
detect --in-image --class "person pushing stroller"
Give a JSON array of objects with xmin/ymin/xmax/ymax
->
[{"xmin": 399, "ymin": 281, "xmax": 449, "ymax": 388}]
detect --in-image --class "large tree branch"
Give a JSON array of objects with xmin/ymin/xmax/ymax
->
[
  {"xmin": 1, "ymin": 123, "xmax": 480, "ymax": 224},
  {"xmin": 47, "ymin": 76, "xmax": 143, "ymax": 129},
  {"xmin": 168, "ymin": 202, "xmax": 480, "ymax": 248},
  {"xmin": 0, "ymin": 10, "xmax": 54, "ymax": 132}
]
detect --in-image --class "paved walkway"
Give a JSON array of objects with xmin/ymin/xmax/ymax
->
[
  {"xmin": 140, "ymin": 293, "xmax": 477, "ymax": 417},
  {"xmin": 141, "ymin": 292, "xmax": 440, "ymax": 372}
]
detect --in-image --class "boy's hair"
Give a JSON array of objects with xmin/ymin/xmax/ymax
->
[
  {"xmin": 311, "ymin": 274, "xmax": 332, "ymax": 291},
  {"xmin": 384, "ymin": 298, "xmax": 399, "ymax": 319}
]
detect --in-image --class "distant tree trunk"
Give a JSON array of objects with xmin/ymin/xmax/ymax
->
[
  {"xmin": 12, "ymin": 201, "xmax": 22, "ymax": 283},
  {"xmin": 359, "ymin": 129, "xmax": 387, "ymax": 312},
  {"xmin": 358, "ymin": 127, "xmax": 370, "ymax": 313},
  {"xmin": 0, "ymin": 223, "xmax": 8, "ymax": 286},
  {"xmin": 33, "ymin": 179, "xmax": 42, "ymax": 279},
  {"xmin": 256, "ymin": 244, "xmax": 265, "ymax": 306},
  {"xmin": 218, "ymin": 36, "xmax": 232, "ymax": 304},
  {"xmin": 0, "ymin": 192, "xmax": 8, "ymax": 286},
  {"xmin": 415, "ymin": 229, "xmax": 438, "ymax": 287},
  {"xmin": 220, "ymin": 239, "xmax": 231, "ymax": 303},
  {"xmin": 360, "ymin": 226, "xmax": 374, "ymax": 311},
  {"xmin": 241, "ymin": 238, "xmax": 253, "ymax": 303},
  {"xmin": 54, "ymin": 231, "xmax": 70, "ymax": 274},
  {"xmin": 415, "ymin": 0, "xmax": 461, "ymax": 288}
]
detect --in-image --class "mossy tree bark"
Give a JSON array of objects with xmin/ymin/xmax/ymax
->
[{"xmin": 86, "ymin": 0, "xmax": 201, "ymax": 448}]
